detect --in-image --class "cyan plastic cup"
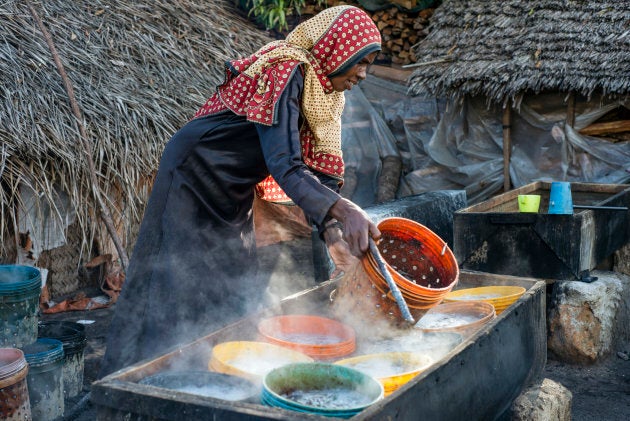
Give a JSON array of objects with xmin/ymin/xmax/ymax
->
[
  {"xmin": 548, "ymin": 182, "xmax": 573, "ymax": 214},
  {"xmin": 518, "ymin": 195, "xmax": 541, "ymax": 213}
]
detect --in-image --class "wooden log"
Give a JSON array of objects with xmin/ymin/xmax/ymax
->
[
  {"xmin": 579, "ymin": 120, "xmax": 630, "ymax": 136},
  {"xmin": 566, "ymin": 92, "xmax": 576, "ymax": 128},
  {"xmin": 502, "ymin": 105, "xmax": 512, "ymax": 192},
  {"xmin": 390, "ymin": 0, "xmax": 417, "ymax": 9}
]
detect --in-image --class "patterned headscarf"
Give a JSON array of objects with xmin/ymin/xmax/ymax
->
[{"xmin": 194, "ymin": 6, "xmax": 381, "ymax": 202}]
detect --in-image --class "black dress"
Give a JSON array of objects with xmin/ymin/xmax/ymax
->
[{"xmin": 100, "ymin": 70, "xmax": 341, "ymax": 376}]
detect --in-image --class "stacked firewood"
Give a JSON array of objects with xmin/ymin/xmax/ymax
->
[
  {"xmin": 301, "ymin": 1, "xmax": 435, "ymax": 66},
  {"xmin": 372, "ymin": 7, "xmax": 434, "ymax": 65}
]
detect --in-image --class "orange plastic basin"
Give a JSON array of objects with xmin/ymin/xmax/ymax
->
[
  {"xmin": 362, "ymin": 217, "xmax": 459, "ymax": 310},
  {"xmin": 414, "ymin": 301, "xmax": 496, "ymax": 336},
  {"xmin": 257, "ymin": 315, "xmax": 356, "ymax": 360}
]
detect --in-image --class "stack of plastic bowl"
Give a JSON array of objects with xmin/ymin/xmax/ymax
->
[
  {"xmin": 139, "ymin": 370, "xmax": 259, "ymax": 402},
  {"xmin": 208, "ymin": 341, "xmax": 313, "ymax": 383},
  {"xmin": 37, "ymin": 321, "xmax": 87, "ymax": 398},
  {"xmin": 0, "ymin": 265, "xmax": 42, "ymax": 348},
  {"xmin": 361, "ymin": 218, "xmax": 459, "ymax": 310},
  {"xmin": 414, "ymin": 301, "xmax": 496, "ymax": 336},
  {"xmin": 334, "ymin": 352, "xmax": 433, "ymax": 396},
  {"xmin": 444, "ymin": 286, "xmax": 526, "ymax": 314},
  {"xmin": 0, "ymin": 348, "xmax": 31, "ymax": 420},
  {"xmin": 261, "ymin": 362, "xmax": 383, "ymax": 418},
  {"xmin": 21, "ymin": 338, "xmax": 65, "ymax": 420},
  {"xmin": 257, "ymin": 315, "xmax": 356, "ymax": 361}
]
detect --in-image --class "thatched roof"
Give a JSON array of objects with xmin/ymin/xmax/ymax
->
[
  {"xmin": 1, "ymin": 0, "xmax": 271, "ymax": 257},
  {"xmin": 408, "ymin": 0, "xmax": 630, "ymax": 104}
]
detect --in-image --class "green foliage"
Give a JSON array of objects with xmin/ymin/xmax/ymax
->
[{"xmin": 243, "ymin": 0, "xmax": 325, "ymax": 32}]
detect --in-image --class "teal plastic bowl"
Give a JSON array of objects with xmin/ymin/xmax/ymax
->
[{"xmin": 262, "ymin": 362, "xmax": 383, "ymax": 418}]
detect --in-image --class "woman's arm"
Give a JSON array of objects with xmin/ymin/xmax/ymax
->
[
  {"xmin": 255, "ymin": 69, "xmax": 379, "ymax": 256},
  {"xmin": 255, "ymin": 69, "xmax": 339, "ymax": 226}
]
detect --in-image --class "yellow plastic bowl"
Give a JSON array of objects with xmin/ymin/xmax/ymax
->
[
  {"xmin": 444, "ymin": 286, "xmax": 526, "ymax": 314},
  {"xmin": 209, "ymin": 341, "xmax": 313, "ymax": 383},
  {"xmin": 334, "ymin": 352, "xmax": 433, "ymax": 396}
]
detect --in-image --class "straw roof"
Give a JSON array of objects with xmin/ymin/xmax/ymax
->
[
  {"xmin": 0, "ymin": 1, "xmax": 271, "ymax": 258},
  {"xmin": 407, "ymin": 0, "xmax": 630, "ymax": 104}
]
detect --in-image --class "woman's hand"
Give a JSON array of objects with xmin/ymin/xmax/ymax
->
[
  {"xmin": 323, "ymin": 228, "xmax": 360, "ymax": 278},
  {"xmin": 327, "ymin": 198, "xmax": 380, "ymax": 257}
]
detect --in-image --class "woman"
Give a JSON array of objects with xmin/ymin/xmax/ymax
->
[{"xmin": 99, "ymin": 5, "xmax": 382, "ymax": 377}]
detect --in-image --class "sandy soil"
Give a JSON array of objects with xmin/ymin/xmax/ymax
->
[{"xmin": 544, "ymin": 352, "xmax": 630, "ymax": 421}]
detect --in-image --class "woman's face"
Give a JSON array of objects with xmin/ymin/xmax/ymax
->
[{"xmin": 329, "ymin": 52, "xmax": 378, "ymax": 92}]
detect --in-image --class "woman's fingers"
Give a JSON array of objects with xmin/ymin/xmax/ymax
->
[
  {"xmin": 328, "ymin": 198, "xmax": 379, "ymax": 257},
  {"xmin": 327, "ymin": 240, "xmax": 360, "ymax": 277}
]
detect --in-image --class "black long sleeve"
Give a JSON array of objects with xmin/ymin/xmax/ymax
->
[{"xmin": 255, "ymin": 70, "xmax": 341, "ymax": 226}]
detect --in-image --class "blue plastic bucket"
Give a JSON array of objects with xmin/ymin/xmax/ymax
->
[
  {"xmin": 262, "ymin": 362, "xmax": 383, "ymax": 418},
  {"xmin": 38, "ymin": 321, "xmax": 87, "ymax": 398},
  {"xmin": 548, "ymin": 181, "xmax": 573, "ymax": 214},
  {"xmin": 21, "ymin": 338, "xmax": 64, "ymax": 421},
  {"xmin": 0, "ymin": 348, "xmax": 32, "ymax": 420},
  {"xmin": 0, "ymin": 265, "xmax": 42, "ymax": 349}
]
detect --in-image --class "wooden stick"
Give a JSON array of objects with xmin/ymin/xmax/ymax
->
[
  {"xmin": 402, "ymin": 57, "xmax": 454, "ymax": 68},
  {"xmin": 502, "ymin": 105, "xmax": 512, "ymax": 192},
  {"xmin": 579, "ymin": 120, "xmax": 630, "ymax": 136},
  {"xmin": 369, "ymin": 238, "xmax": 415, "ymax": 324},
  {"xmin": 566, "ymin": 92, "xmax": 576, "ymax": 128},
  {"xmin": 26, "ymin": 1, "xmax": 129, "ymax": 270}
]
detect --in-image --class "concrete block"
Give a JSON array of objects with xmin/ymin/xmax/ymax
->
[
  {"xmin": 511, "ymin": 378, "xmax": 572, "ymax": 421},
  {"xmin": 547, "ymin": 271, "xmax": 630, "ymax": 363}
]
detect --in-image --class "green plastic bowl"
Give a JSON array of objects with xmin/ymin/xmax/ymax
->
[{"xmin": 262, "ymin": 362, "xmax": 383, "ymax": 418}]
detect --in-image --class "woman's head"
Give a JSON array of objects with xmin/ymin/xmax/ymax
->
[
  {"xmin": 329, "ymin": 51, "xmax": 377, "ymax": 92},
  {"xmin": 285, "ymin": 6, "xmax": 381, "ymax": 90}
]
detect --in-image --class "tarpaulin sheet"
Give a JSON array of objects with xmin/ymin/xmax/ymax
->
[
  {"xmin": 358, "ymin": 76, "xmax": 630, "ymax": 204},
  {"xmin": 341, "ymin": 84, "xmax": 399, "ymax": 207}
]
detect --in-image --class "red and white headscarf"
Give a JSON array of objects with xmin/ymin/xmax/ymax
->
[{"xmin": 194, "ymin": 6, "xmax": 381, "ymax": 203}]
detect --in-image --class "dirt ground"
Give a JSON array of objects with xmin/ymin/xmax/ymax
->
[{"xmin": 543, "ymin": 354, "xmax": 630, "ymax": 421}]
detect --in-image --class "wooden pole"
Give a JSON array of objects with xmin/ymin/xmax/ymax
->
[
  {"xmin": 26, "ymin": 1, "xmax": 129, "ymax": 270},
  {"xmin": 567, "ymin": 92, "xmax": 576, "ymax": 128},
  {"xmin": 502, "ymin": 105, "xmax": 512, "ymax": 192}
]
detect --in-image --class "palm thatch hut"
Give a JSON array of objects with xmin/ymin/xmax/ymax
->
[
  {"xmin": 406, "ymin": 0, "xmax": 630, "ymax": 199},
  {"xmin": 1, "ymin": 0, "xmax": 271, "ymax": 296}
]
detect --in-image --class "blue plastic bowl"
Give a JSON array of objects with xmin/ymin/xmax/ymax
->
[
  {"xmin": 0, "ymin": 265, "xmax": 41, "ymax": 295},
  {"xmin": 262, "ymin": 362, "xmax": 383, "ymax": 418}
]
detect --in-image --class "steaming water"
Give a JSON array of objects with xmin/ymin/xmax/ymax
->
[
  {"xmin": 275, "ymin": 333, "xmax": 342, "ymax": 345},
  {"xmin": 359, "ymin": 331, "xmax": 462, "ymax": 361},
  {"xmin": 171, "ymin": 383, "xmax": 252, "ymax": 401},
  {"xmin": 283, "ymin": 387, "xmax": 373, "ymax": 409},
  {"xmin": 415, "ymin": 313, "xmax": 481, "ymax": 329},
  {"xmin": 228, "ymin": 355, "xmax": 300, "ymax": 377},
  {"xmin": 341, "ymin": 359, "xmax": 414, "ymax": 378}
]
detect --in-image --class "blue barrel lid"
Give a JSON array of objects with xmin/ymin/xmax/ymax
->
[
  {"xmin": 0, "ymin": 265, "xmax": 41, "ymax": 294},
  {"xmin": 21, "ymin": 338, "xmax": 64, "ymax": 366}
]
